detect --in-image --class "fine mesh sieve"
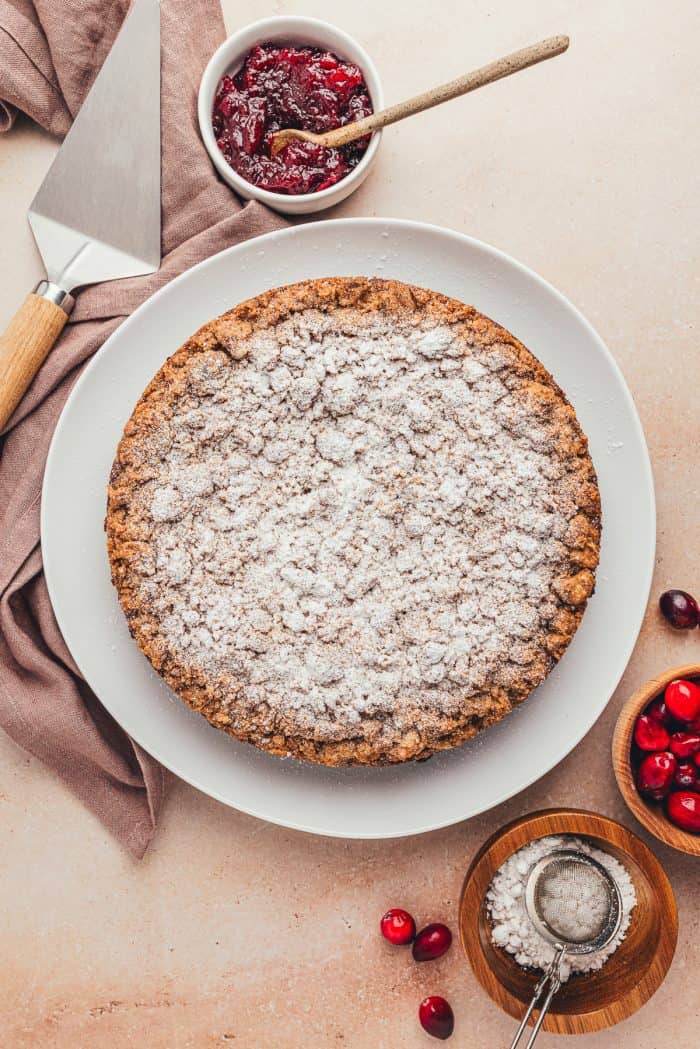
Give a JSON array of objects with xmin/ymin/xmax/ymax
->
[
  {"xmin": 525, "ymin": 850, "xmax": 622, "ymax": 952},
  {"xmin": 509, "ymin": 849, "xmax": 623, "ymax": 1049}
]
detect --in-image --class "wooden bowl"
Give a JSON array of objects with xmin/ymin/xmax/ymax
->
[
  {"xmin": 459, "ymin": 808, "xmax": 677, "ymax": 1035},
  {"xmin": 612, "ymin": 662, "xmax": 700, "ymax": 856}
]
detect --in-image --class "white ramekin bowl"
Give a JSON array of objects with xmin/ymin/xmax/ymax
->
[{"xmin": 198, "ymin": 16, "xmax": 384, "ymax": 215}]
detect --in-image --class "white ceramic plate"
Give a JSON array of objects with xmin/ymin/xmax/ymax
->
[{"xmin": 42, "ymin": 219, "xmax": 655, "ymax": 839}]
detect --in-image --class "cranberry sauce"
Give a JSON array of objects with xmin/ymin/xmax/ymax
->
[{"xmin": 212, "ymin": 44, "xmax": 373, "ymax": 195}]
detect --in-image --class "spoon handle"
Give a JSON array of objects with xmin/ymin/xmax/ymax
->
[{"xmin": 322, "ymin": 35, "xmax": 569, "ymax": 148}]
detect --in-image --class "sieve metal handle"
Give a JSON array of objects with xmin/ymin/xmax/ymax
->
[{"xmin": 509, "ymin": 945, "xmax": 565, "ymax": 1049}]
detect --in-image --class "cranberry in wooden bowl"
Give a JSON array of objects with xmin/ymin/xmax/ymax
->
[
  {"xmin": 198, "ymin": 16, "xmax": 383, "ymax": 214},
  {"xmin": 612, "ymin": 663, "xmax": 700, "ymax": 856}
]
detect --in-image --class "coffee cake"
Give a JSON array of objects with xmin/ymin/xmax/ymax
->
[{"xmin": 106, "ymin": 277, "xmax": 601, "ymax": 765}]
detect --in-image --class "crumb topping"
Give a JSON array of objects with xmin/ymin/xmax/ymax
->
[{"xmin": 106, "ymin": 279, "xmax": 600, "ymax": 765}]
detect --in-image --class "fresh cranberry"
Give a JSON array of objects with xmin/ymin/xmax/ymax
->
[
  {"xmin": 665, "ymin": 679, "xmax": 700, "ymax": 723},
  {"xmin": 412, "ymin": 923, "xmax": 452, "ymax": 962},
  {"xmin": 667, "ymin": 790, "xmax": 700, "ymax": 833},
  {"xmin": 647, "ymin": 696, "xmax": 672, "ymax": 725},
  {"xmin": 634, "ymin": 714, "xmax": 670, "ymax": 751},
  {"xmin": 695, "ymin": 752, "xmax": 700, "ymax": 768},
  {"xmin": 212, "ymin": 44, "xmax": 373, "ymax": 195},
  {"xmin": 380, "ymin": 908, "xmax": 416, "ymax": 945},
  {"xmin": 419, "ymin": 996, "xmax": 454, "ymax": 1040},
  {"xmin": 674, "ymin": 761, "xmax": 698, "ymax": 789},
  {"xmin": 669, "ymin": 732, "xmax": 700, "ymax": 758},
  {"xmin": 636, "ymin": 751, "xmax": 677, "ymax": 799},
  {"xmin": 659, "ymin": 589, "xmax": 699, "ymax": 629}
]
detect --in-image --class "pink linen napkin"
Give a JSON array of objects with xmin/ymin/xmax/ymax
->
[{"xmin": 0, "ymin": 0, "xmax": 286, "ymax": 857}]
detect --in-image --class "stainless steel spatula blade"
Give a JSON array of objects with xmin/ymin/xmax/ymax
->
[
  {"xmin": 29, "ymin": 0, "xmax": 161, "ymax": 291},
  {"xmin": 0, "ymin": 0, "xmax": 161, "ymax": 430}
]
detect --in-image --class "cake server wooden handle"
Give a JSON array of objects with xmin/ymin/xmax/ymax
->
[{"xmin": 0, "ymin": 283, "xmax": 74, "ymax": 430}]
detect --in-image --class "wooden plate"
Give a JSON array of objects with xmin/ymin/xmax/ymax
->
[
  {"xmin": 612, "ymin": 662, "xmax": 700, "ymax": 856},
  {"xmin": 459, "ymin": 808, "xmax": 678, "ymax": 1035}
]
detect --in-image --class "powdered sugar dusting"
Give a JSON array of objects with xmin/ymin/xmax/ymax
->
[{"xmin": 134, "ymin": 308, "xmax": 583, "ymax": 738}]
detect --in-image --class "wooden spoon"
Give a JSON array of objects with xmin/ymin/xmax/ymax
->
[{"xmin": 270, "ymin": 35, "xmax": 569, "ymax": 155}]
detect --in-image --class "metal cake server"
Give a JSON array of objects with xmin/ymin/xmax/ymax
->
[{"xmin": 0, "ymin": 0, "xmax": 161, "ymax": 429}]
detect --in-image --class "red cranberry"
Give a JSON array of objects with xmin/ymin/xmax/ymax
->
[
  {"xmin": 636, "ymin": 751, "xmax": 677, "ymax": 799},
  {"xmin": 665, "ymin": 679, "xmax": 700, "ymax": 723},
  {"xmin": 412, "ymin": 923, "xmax": 452, "ymax": 962},
  {"xmin": 695, "ymin": 752, "xmax": 700, "ymax": 768},
  {"xmin": 669, "ymin": 732, "xmax": 700, "ymax": 758},
  {"xmin": 647, "ymin": 697, "xmax": 670, "ymax": 724},
  {"xmin": 634, "ymin": 714, "xmax": 670, "ymax": 751},
  {"xmin": 667, "ymin": 790, "xmax": 700, "ymax": 833},
  {"xmin": 419, "ymin": 996, "xmax": 454, "ymax": 1040},
  {"xmin": 380, "ymin": 908, "xmax": 416, "ymax": 945},
  {"xmin": 659, "ymin": 589, "xmax": 699, "ymax": 629},
  {"xmin": 674, "ymin": 761, "xmax": 698, "ymax": 789}
]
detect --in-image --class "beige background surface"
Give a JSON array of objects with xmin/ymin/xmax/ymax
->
[{"xmin": 1, "ymin": 1, "xmax": 699, "ymax": 1046}]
